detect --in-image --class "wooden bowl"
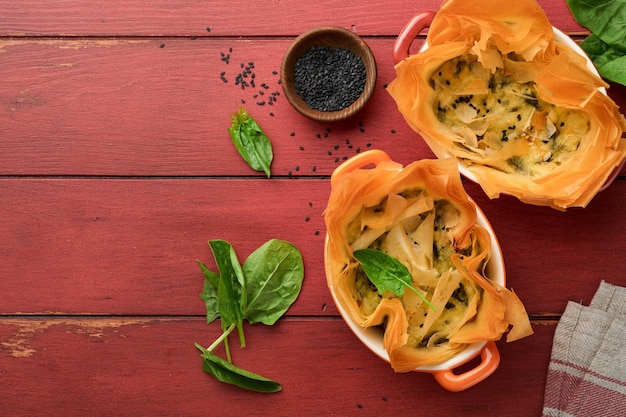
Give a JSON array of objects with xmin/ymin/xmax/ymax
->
[{"xmin": 281, "ymin": 26, "xmax": 377, "ymax": 123}]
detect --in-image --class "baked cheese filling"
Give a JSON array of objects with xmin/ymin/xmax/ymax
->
[
  {"xmin": 347, "ymin": 188, "xmax": 481, "ymax": 350},
  {"xmin": 430, "ymin": 54, "xmax": 590, "ymax": 177}
]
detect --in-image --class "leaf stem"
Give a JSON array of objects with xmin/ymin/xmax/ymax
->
[
  {"xmin": 407, "ymin": 286, "xmax": 437, "ymax": 312},
  {"xmin": 206, "ymin": 323, "xmax": 236, "ymax": 352}
]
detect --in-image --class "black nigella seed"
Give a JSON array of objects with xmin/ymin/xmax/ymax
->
[
  {"xmin": 160, "ymin": 43, "xmax": 165, "ymax": 48},
  {"xmin": 391, "ymin": 129, "xmax": 396, "ymax": 134},
  {"xmin": 335, "ymin": 157, "xmax": 340, "ymax": 162},
  {"xmin": 314, "ymin": 230, "xmax": 320, "ymax": 236},
  {"xmin": 290, "ymin": 132, "xmax": 295, "ymax": 136},
  {"xmin": 334, "ymin": 145, "xmax": 339, "ymax": 150},
  {"xmin": 305, "ymin": 216, "xmax": 310, "ymax": 221},
  {"xmin": 206, "ymin": 27, "xmax": 211, "ymax": 32},
  {"xmin": 327, "ymin": 150, "xmax": 332, "ymax": 155},
  {"xmin": 293, "ymin": 45, "xmax": 366, "ymax": 112},
  {"xmin": 299, "ymin": 146, "xmax": 304, "ymax": 150},
  {"xmin": 312, "ymin": 166, "xmax": 317, "ymax": 172},
  {"xmin": 308, "ymin": 201, "xmax": 313, "ymax": 207},
  {"xmin": 316, "ymin": 133, "xmax": 321, "ymax": 139},
  {"xmin": 295, "ymin": 165, "xmax": 300, "ymax": 171}
]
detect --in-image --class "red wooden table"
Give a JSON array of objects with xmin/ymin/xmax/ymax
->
[{"xmin": 1, "ymin": 1, "xmax": 624, "ymax": 415}]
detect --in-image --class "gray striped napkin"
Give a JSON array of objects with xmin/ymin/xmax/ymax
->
[{"xmin": 542, "ymin": 281, "xmax": 626, "ymax": 417}]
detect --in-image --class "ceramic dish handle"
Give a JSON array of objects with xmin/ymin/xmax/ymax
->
[
  {"xmin": 432, "ymin": 341, "xmax": 500, "ymax": 392},
  {"xmin": 393, "ymin": 11, "xmax": 435, "ymax": 64},
  {"xmin": 331, "ymin": 149, "xmax": 392, "ymax": 181}
]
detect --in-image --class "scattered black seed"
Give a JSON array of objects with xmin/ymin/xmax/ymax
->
[
  {"xmin": 360, "ymin": 127, "xmax": 365, "ymax": 133},
  {"xmin": 345, "ymin": 139, "xmax": 350, "ymax": 144},
  {"xmin": 256, "ymin": 101, "xmax": 265, "ymax": 105},
  {"xmin": 315, "ymin": 230, "xmax": 320, "ymax": 236},
  {"xmin": 220, "ymin": 51, "xmax": 230, "ymax": 64},
  {"xmin": 355, "ymin": 148, "xmax": 361, "ymax": 153},
  {"xmin": 327, "ymin": 150, "xmax": 333, "ymax": 155},
  {"xmin": 308, "ymin": 201, "xmax": 313, "ymax": 207},
  {"xmin": 347, "ymin": 144, "xmax": 353, "ymax": 149},
  {"xmin": 293, "ymin": 45, "xmax": 366, "ymax": 112},
  {"xmin": 258, "ymin": 90, "xmax": 264, "ymax": 96},
  {"xmin": 342, "ymin": 156, "xmax": 348, "ymax": 160},
  {"xmin": 288, "ymin": 171, "xmax": 292, "ymax": 176},
  {"xmin": 357, "ymin": 404, "xmax": 363, "ymax": 409},
  {"xmin": 366, "ymin": 143, "xmax": 372, "ymax": 147},
  {"xmin": 269, "ymin": 112, "xmax": 274, "ymax": 117},
  {"xmin": 382, "ymin": 397, "xmax": 388, "ymax": 402},
  {"xmin": 316, "ymin": 133, "xmax": 321, "ymax": 139},
  {"xmin": 299, "ymin": 146, "xmax": 305, "ymax": 150},
  {"xmin": 206, "ymin": 27, "xmax": 211, "ymax": 32},
  {"xmin": 304, "ymin": 216, "xmax": 310, "ymax": 221},
  {"xmin": 159, "ymin": 43, "xmax": 165, "ymax": 48},
  {"xmin": 334, "ymin": 145, "xmax": 339, "ymax": 150},
  {"xmin": 220, "ymin": 72, "xmax": 228, "ymax": 83},
  {"xmin": 290, "ymin": 132, "xmax": 296, "ymax": 136},
  {"xmin": 335, "ymin": 157, "xmax": 340, "ymax": 162},
  {"xmin": 391, "ymin": 129, "xmax": 396, "ymax": 134},
  {"xmin": 312, "ymin": 166, "xmax": 317, "ymax": 172},
  {"xmin": 517, "ymin": 114, "xmax": 522, "ymax": 121},
  {"xmin": 323, "ymin": 131, "xmax": 328, "ymax": 138},
  {"xmin": 272, "ymin": 70, "xmax": 278, "ymax": 75},
  {"xmin": 241, "ymin": 99, "xmax": 245, "ymax": 104},
  {"xmin": 295, "ymin": 165, "xmax": 300, "ymax": 171}
]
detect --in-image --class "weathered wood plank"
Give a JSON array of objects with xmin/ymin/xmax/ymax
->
[
  {"xmin": 0, "ymin": 0, "xmax": 586, "ymax": 37},
  {"xmin": 1, "ymin": 38, "xmax": 623, "ymax": 177},
  {"xmin": 0, "ymin": 316, "xmax": 556, "ymax": 416},
  {"xmin": 0, "ymin": 178, "xmax": 623, "ymax": 315}
]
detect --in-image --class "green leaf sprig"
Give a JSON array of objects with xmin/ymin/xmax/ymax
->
[
  {"xmin": 196, "ymin": 239, "xmax": 304, "ymax": 393},
  {"xmin": 353, "ymin": 248, "xmax": 437, "ymax": 311},
  {"xmin": 566, "ymin": 0, "xmax": 626, "ymax": 86},
  {"xmin": 228, "ymin": 108, "xmax": 274, "ymax": 177}
]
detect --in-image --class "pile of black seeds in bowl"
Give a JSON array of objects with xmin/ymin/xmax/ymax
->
[{"xmin": 293, "ymin": 45, "xmax": 366, "ymax": 112}]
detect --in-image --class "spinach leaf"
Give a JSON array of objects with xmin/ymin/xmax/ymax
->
[
  {"xmin": 228, "ymin": 108, "xmax": 273, "ymax": 178},
  {"xmin": 197, "ymin": 238, "xmax": 304, "ymax": 393},
  {"xmin": 567, "ymin": 0, "xmax": 626, "ymax": 85},
  {"xmin": 195, "ymin": 344, "xmax": 282, "ymax": 393},
  {"xmin": 198, "ymin": 260, "xmax": 220, "ymax": 323},
  {"xmin": 353, "ymin": 248, "xmax": 436, "ymax": 311},
  {"xmin": 580, "ymin": 35, "xmax": 626, "ymax": 85},
  {"xmin": 208, "ymin": 240, "xmax": 246, "ymax": 346},
  {"xmin": 242, "ymin": 239, "xmax": 304, "ymax": 325}
]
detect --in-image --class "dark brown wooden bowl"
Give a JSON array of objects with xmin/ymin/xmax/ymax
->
[{"xmin": 281, "ymin": 26, "xmax": 377, "ymax": 123}]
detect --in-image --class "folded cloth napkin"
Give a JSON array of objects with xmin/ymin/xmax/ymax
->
[{"xmin": 542, "ymin": 281, "xmax": 626, "ymax": 417}]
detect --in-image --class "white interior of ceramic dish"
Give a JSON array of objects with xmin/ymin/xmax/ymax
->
[{"xmin": 327, "ymin": 200, "xmax": 505, "ymax": 372}]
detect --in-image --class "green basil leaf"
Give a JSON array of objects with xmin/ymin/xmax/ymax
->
[
  {"xmin": 353, "ymin": 248, "xmax": 436, "ymax": 311},
  {"xmin": 196, "ymin": 344, "xmax": 282, "ymax": 393},
  {"xmin": 228, "ymin": 108, "xmax": 273, "ymax": 178},
  {"xmin": 198, "ymin": 260, "xmax": 220, "ymax": 323},
  {"xmin": 209, "ymin": 240, "xmax": 246, "ymax": 345},
  {"xmin": 242, "ymin": 239, "xmax": 304, "ymax": 325}
]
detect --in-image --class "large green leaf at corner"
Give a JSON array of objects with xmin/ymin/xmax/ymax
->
[
  {"xmin": 242, "ymin": 239, "xmax": 304, "ymax": 325},
  {"xmin": 580, "ymin": 34, "xmax": 626, "ymax": 85},
  {"xmin": 567, "ymin": 0, "xmax": 626, "ymax": 51}
]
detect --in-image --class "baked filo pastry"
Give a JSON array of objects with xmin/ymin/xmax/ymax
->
[
  {"xmin": 388, "ymin": 0, "xmax": 626, "ymax": 209},
  {"xmin": 324, "ymin": 152, "xmax": 532, "ymax": 370}
]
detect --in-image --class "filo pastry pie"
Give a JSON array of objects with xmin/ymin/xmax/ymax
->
[
  {"xmin": 387, "ymin": 0, "xmax": 626, "ymax": 210},
  {"xmin": 324, "ymin": 153, "xmax": 532, "ymax": 370}
]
